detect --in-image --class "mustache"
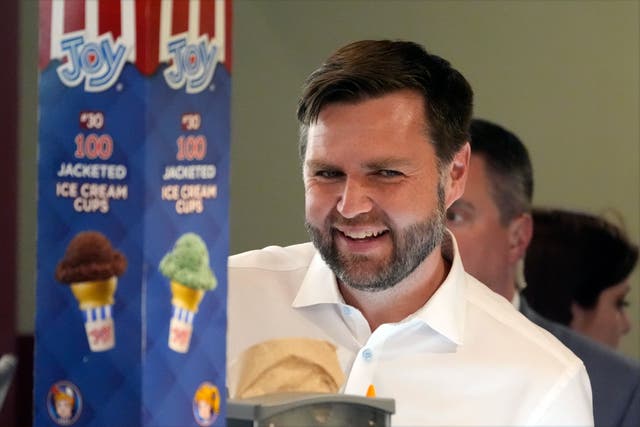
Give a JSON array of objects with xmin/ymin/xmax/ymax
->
[{"xmin": 325, "ymin": 211, "xmax": 391, "ymax": 229}]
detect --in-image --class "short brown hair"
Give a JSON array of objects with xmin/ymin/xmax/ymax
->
[
  {"xmin": 296, "ymin": 40, "xmax": 473, "ymax": 166},
  {"xmin": 469, "ymin": 119, "xmax": 533, "ymax": 225}
]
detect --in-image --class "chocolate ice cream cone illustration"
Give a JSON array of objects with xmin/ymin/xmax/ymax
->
[
  {"xmin": 160, "ymin": 233, "xmax": 216, "ymax": 353},
  {"xmin": 56, "ymin": 231, "xmax": 127, "ymax": 352}
]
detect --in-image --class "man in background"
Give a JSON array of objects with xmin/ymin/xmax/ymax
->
[{"xmin": 447, "ymin": 118, "xmax": 640, "ymax": 427}]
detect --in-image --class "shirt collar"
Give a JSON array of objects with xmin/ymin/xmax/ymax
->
[
  {"xmin": 292, "ymin": 231, "xmax": 467, "ymax": 345},
  {"xmin": 292, "ymin": 252, "xmax": 345, "ymax": 307},
  {"xmin": 409, "ymin": 231, "xmax": 466, "ymax": 345}
]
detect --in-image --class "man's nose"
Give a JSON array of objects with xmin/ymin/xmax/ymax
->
[{"xmin": 336, "ymin": 178, "xmax": 373, "ymax": 218}]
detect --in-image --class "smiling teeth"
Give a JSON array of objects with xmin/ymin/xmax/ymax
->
[{"xmin": 345, "ymin": 230, "xmax": 384, "ymax": 239}]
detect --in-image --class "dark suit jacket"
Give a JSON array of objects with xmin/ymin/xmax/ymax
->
[{"xmin": 520, "ymin": 298, "xmax": 640, "ymax": 427}]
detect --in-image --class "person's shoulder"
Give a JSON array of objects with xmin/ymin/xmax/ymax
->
[
  {"xmin": 522, "ymin": 302, "xmax": 640, "ymax": 424},
  {"xmin": 531, "ymin": 308, "xmax": 640, "ymax": 377},
  {"xmin": 464, "ymin": 274, "xmax": 583, "ymax": 367},
  {"xmin": 228, "ymin": 242, "xmax": 317, "ymax": 271}
]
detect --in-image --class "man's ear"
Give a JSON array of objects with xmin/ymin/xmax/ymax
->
[
  {"xmin": 444, "ymin": 142, "xmax": 470, "ymax": 209},
  {"xmin": 507, "ymin": 212, "xmax": 533, "ymax": 263}
]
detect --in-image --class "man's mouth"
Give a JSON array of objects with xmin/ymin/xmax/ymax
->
[{"xmin": 338, "ymin": 229, "xmax": 388, "ymax": 240}]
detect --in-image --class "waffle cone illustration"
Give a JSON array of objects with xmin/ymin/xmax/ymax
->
[
  {"xmin": 70, "ymin": 277, "xmax": 118, "ymax": 309},
  {"xmin": 56, "ymin": 232, "xmax": 127, "ymax": 352},
  {"xmin": 160, "ymin": 233, "xmax": 216, "ymax": 353},
  {"xmin": 170, "ymin": 280, "xmax": 205, "ymax": 311}
]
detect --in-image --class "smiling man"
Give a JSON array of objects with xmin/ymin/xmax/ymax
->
[
  {"xmin": 302, "ymin": 89, "xmax": 453, "ymax": 331},
  {"xmin": 227, "ymin": 40, "xmax": 593, "ymax": 426}
]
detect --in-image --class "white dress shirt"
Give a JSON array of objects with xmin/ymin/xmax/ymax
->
[{"xmin": 227, "ymin": 234, "xmax": 593, "ymax": 426}]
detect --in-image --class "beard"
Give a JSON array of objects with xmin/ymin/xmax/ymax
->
[{"xmin": 306, "ymin": 184, "xmax": 446, "ymax": 292}]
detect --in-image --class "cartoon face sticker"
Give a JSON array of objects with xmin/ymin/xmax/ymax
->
[
  {"xmin": 55, "ymin": 398, "xmax": 73, "ymax": 420},
  {"xmin": 193, "ymin": 382, "xmax": 220, "ymax": 426},
  {"xmin": 47, "ymin": 381, "xmax": 82, "ymax": 425}
]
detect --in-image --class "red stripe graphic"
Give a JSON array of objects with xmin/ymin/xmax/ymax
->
[
  {"xmin": 199, "ymin": 0, "xmax": 215, "ymax": 37},
  {"xmin": 98, "ymin": 0, "xmax": 121, "ymax": 38},
  {"xmin": 64, "ymin": 0, "xmax": 85, "ymax": 33},
  {"xmin": 224, "ymin": 0, "xmax": 232, "ymax": 72},
  {"xmin": 39, "ymin": 0, "xmax": 232, "ymax": 75},
  {"xmin": 135, "ymin": 0, "xmax": 162, "ymax": 75},
  {"xmin": 172, "ymin": 0, "xmax": 189, "ymax": 35},
  {"xmin": 39, "ymin": 0, "xmax": 52, "ymax": 70}
]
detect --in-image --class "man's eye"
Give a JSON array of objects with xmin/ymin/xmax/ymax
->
[
  {"xmin": 377, "ymin": 169, "xmax": 403, "ymax": 177},
  {"xmin": 445, "ymin": 210, "xmax": 463, "ymax": 223},
  {"xmin": 316, "ymin": 170, "xmax": 342, "ymax": 179}
]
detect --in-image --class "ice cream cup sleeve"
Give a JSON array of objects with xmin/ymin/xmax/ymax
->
[{"xmin": 69, "ymin": 277, "xmax": 118, "ymax": 352}]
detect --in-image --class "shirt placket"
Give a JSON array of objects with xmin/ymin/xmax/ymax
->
[
  {"xmin": 339, "ymin": 303, "xmax": 371, "ymax": 345},
  {"xmin": 342, "ymin": 323, "xmax": 395, "ymax": 396}
]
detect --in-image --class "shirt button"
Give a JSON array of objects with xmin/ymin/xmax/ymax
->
[
  {"xmin": 362, "ymin": 348, "xmax": 373, "ymax": 361},
  {"xmin": 342, "ymin": 306, "xmax": 352, "ymax": 315}
]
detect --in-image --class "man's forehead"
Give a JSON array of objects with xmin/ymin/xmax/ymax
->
[{"xmin": 313, "ymin": 90, "xmax": 426, "ymax": 122}]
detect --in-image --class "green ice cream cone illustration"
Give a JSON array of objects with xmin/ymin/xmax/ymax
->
[{"xmin": 160, "ymin": 233, "xmax": 216, "ymax": 353}]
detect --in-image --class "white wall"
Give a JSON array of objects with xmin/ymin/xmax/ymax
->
[{"xmin": 19, "ymin": 0, "xmax": 639, "ymax": 358}]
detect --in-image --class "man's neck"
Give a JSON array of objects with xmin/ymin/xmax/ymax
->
[{"xmin": 338, "ymin": 248, "xmax": 450, "ymax": 332}]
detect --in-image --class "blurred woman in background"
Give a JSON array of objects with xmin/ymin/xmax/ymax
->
[{"xmin": 524, "ymin": 208, "xmax": 638, "ymax": 350}]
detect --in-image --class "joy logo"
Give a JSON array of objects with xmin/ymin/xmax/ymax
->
[
  {"xmin": 57, "ymin": 32, "xmax": 129, "ymax": 92},
  {"xmin": 164, "ymin": 36, "xmax": 219, "ymax": 94}
]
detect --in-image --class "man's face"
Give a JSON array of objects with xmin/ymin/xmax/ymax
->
[
  {"xmin": 303, "ymin": 90, "xmax": 446, "ymax": 291},
  {"xmin": 447, "ymin": 155, "xmax": 516, "ymax": 300}
]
